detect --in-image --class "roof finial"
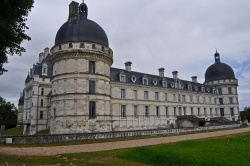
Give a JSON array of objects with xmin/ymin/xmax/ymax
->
[{"xmin": 215, "ymin": 47, "xmax": 217, "ymax": 53}]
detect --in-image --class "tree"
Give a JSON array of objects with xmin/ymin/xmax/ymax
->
[
  {"xmin": 0, "ymin": 0, "xmax": 34, "ymax": 74},
  {"xmin": 0, "ymin": 97, "xmax": 18, "ymax": 129},
  {"xmin": 240, "ymin": 107, "xmax": 250, "ymax": 122}
]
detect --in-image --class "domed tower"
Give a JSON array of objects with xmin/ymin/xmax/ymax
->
[
  {"xmin": 50, "ymin": 1, "xmax": 113, "ymax": 134},
  {"xmin": 204, "ymin": 51, "xmax": 239, "ymax": 121}
]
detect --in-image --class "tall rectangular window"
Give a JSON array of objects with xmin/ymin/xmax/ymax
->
[
  {"xmin": 179, "ymin": 107, "xmax": 182, "ymax": 116},
  {"xmin": 166, "ymin": 107, "xmax": 168, "ymax": 117},
  {"xmin": 214, "ymin": 98, "xmax": 217, "ymax": 104},
  {"xmin": 190, "ymin": 95, "xmax": 193, "ymax": 103},
  {"xmin": 229, "ymin": 97, "xmax": 233, "ymax": 104},
  {"xmin": 145, "ymin": 106, "xmax": 149, "ymax": 118},
  {"xmin": 178, "ymin": 94, "xmax": 181, "ymax": 102},
  {"xmin": 89, "ymin": 61, "xmax": 95, "ymax": 74},
  {"xmin": 165, "ymin": 93, "xmax": 168, "ymax": 101},
  {"xmin": 219, "ymin": 98, "xmax": 223, "ymax": 104},
  {"xmin": 198, "ymin": 108, "xmax": 200, "ymax": 116},
  {"xmin": 89, "ymin": 101, "xmax": 96, "ymax": 119},
  {"xmin": 203, "ymin": 97, "xmax": 206, "ymax": 104},
  {"xmin": 220, "ymin": 108, "xmax": 224, "ymax": 117},
  {"xmin": 41, "ymin": 99, "xmax": 43, "ymax": 107},
  {"xmin": 121, "ymin": 105, "xmax": 126, "ymax": 118},
  {"xmin": 228, "ymin": 87, "xmax": 232, "ymax": 94},
  {"xmin": 133, "ymin": 90, "xmax": 137, "ymax": 100},
  {"xmin": 183, "ymin": 107, "xmax": 186, "ymax": 115},
  {"xmin": 210, "ymin": 108, "xmax": 212, "ymax": 116},
  {"xmin": 144, "ymin": 91, "xmax": 148, "ymax": 100},
  {"xmin": 191, "ymin": 108, "xmax": 193, "ymax": 115},
  {"xmin": 121, "ymin": 89, "xmax": 126, "ymax": 99},
  {"xmin": 174, "ymin": 107, "xmax": 176, "ymax": 116},
  {"xmin": 230, "ymin": 108, "xmax": 234, "ymax": 116},
  {"xmin": 196, "ymin": 96, "xmax": 200, "ymax": 103},
  {"xmin": 155, "ymin": 92, "xmax": 159, "ymax": 101},
  {"xmin": 204, "ymin": 108, "xmax": 207, "ymax": 116},
  {"xmin": 41, "ymin": 88, "xmax": 44, "ymax": 95},
  {"xmin": 218, "ymin": 88, "xmax": 222, "ymax": 95},
  {"xmin": 182, "ymin": 95, "xmax": 186, "ymax": 103},
  {"xmin": 89, "ymin": 80, "xmax": 96, "ymax": 93},
  {"xmin": 134, "ymin": 106, "xmax": 138, "ymax": 118},
  {"xmin": 156, "ymin": 106, "xmax": 160, "ymax": 118},
  {"xmin": 173, "ymin": 94, "xmax": 176, "ymax": 102},
  {"xmin": 40, "ymin": 111, "xmax": 43, "ymax": 119}
]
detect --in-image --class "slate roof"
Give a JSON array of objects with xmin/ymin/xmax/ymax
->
[{"xmin": 110, "ymin": 67, "xmax": 214, "ymax": 94}]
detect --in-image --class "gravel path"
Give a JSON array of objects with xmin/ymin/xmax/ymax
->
[{"xmin": 0, "ymin": 127, "xmax": 249, "ymax": 156}]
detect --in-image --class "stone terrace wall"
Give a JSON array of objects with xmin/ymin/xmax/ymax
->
[{"xmin": 0, "ymin": 124, "xmax": 240, "ymax": 145}]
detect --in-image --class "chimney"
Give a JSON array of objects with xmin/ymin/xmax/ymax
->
[
  {"xmin": 124, "ymin": 61, "xmax": 132, "ymax": 72},
  {"xmin": 39, "ymin": 52, "xmax": 45, "ymax": 63},
  {"xmin": 44, "ymin": 47, "xmax": 50, "ymax": 58},
  {"xmin": 68, "ymin": 1, "xmax": 79, "ymax": 23},
  {"xmin": 158, "ymin": 68, "xmax": 165, "ymax": 77},
  {"xmin": 172, "ymin": 71, "xmax": 178, "ymax": 79},
  {"xmin": 191, "ymin": 76, "xmax": 197, "ymax": 83}
]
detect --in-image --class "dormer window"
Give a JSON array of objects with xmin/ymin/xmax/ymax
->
[
  {"xmin": 131, "ymin": 76, "xmax": 136, "ymax": 83},
  {"xmin": 201, "ymin": 87, "xmax": 205, "ymax": 92},
  {"xmin": 152, "ymin": 79, "xmax": 158, "ymax": 85},
  {"xmin": 101, "ymin": 46, "xmax": 105, "ymax": 52},
  {"xmin": 162, "ymin": 80, "xmax": 167, "ymax": 87},
  {"xmin": 207, "ymin": 88, "xmax": 210, "ymax": 92},
  {"xmin": 188, "ymin": 85, "xmax": 192, "ymax": 91},
  {"xmin": 142, "ymin": 77, "xmax": 148, "ymax": 85},
  {"xmin": 43, "ymin": 68, "xmax": 46, "ymax": 74},
  {"xmin": 119, "ymin": 72, "xmax": 126, "ymax": 82},
  {"xmin": 80, "ymin": 43, "xmax": 85, "ymax": 48},
  {"xmin": 92, "ymin": 44, "xmax": 96, "ymax": 49},
  {"xmin": 69, "ymin": 43, "xmax": 73, "ymax": 48},
  {"xmin": 194, "ymin": 86, "xmax": 198, "ymax": 91},
  {"xmin": 170, "ymin": 82, "xmax": 174, "ymax": 88}
]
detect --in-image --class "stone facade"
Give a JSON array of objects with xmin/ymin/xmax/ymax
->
[{"xmin": 18, "ymin": 1, "xmax": 240, "ymax": 135}]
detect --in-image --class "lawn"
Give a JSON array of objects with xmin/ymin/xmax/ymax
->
[
  {"xmin": 4, "ymin": 127, "xmax": 23, "ymax": 136},
  {"xmin": 0, "ymin": 132, "xmax": 249, "ymax": 166}
]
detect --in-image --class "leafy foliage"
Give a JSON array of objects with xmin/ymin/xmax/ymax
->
[
  {"xmin": 240, "ymin": 107, "xmax": 250, "ymax": 122},
  {"xmin": 0, "ymin": 96, "xmax": 18, "ymax": 129},
  {"xmin": 0, "ymin": 0, "xmax": 34, "ymax": 73}
]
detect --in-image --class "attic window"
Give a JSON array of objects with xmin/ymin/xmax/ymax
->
[
  {"xmin": 119, "ymin": 72, "xmax": 126, "ymax": 82},
  {"xmin": 142, "ymin": 77, "xmax": 148, "ymax": 85},
  {"xmin": 101, "ymin": 46, "xmax": 105, "ymax": 51},
  {"xmin": 131, "ymin": 76, "xmax": 136, "ymax": 83},
  {"xmin": 153, "ymin": 79, "xmax": 157, "ymax": 85},
  {"xmin": 188, "ymin": 85, "xmax": 192, "ymax": 91},
  {"xmin": 92, "ymin": 44, "xmax": 96, "ymax": 49},
  {"xmin": 69, "ymin": 43, "xmax": 73, "ymax": 48},
  {"xmin": 201, "ymin": 87, "xmax": 205, "ymax": 92},
  {"xmin": 162, "ymin": 80, "xmax": 167, "ymax": 87},
  {"xmin": 80, "ymin": 43, "xmax": 85, "ymax": 48},
  {"xmin": 43, "ymin": 67, "xmax": 47, "ymax": 74}
]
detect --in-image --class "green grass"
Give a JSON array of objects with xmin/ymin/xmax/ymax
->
[
  {"xmin": 35, "ymin": 129, "xmax": 50, "ymax": 135},
  {"xmin": 4, "ymin": 127, "xmax": 23, "ymax": 136},
  {"xmin": 0, "ymin": 132, "xmax": 250, "ymax": 166},
  {"xmin": 118, "ymin": 132, "xmax": 250, "ymax": 166}
]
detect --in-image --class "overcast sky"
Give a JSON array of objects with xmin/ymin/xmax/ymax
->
[{"xmin": 0, "ymin": 0, "xmax": 249, "ymax": 110}]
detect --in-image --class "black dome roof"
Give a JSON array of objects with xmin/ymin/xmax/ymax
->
[
  {"xmin": 205, "ymin": 51, "xmax": 235, "ymax": 82},
  {"xmin": 54, "ymin": 2, "xmax": 109, "ymax": 47}
]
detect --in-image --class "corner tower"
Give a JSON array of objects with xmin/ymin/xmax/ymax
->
[
  {"xmin": 50, "ymin": 1, "xmax": 113, "ymax": 134},
  {"xmin": 204, "ymin": 51, "xmax": 239, "ymax": 122}
]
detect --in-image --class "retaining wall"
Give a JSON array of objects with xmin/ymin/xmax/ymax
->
[{"xmin": 0, "ymin": 124, "xmax": 240, "ymax": 145}]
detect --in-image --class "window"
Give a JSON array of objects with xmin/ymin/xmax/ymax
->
[
  {"xmin": 196, "ymin": 96, "xmax": 200, "ymax": 103},
  {"xmin": 134, "ymin": 106, "xmax": 138, "ymax": 118},
  {"xmin": 59, "ymin": 45, "xmax": 61, "ymax": 50},
  {"xmin": 198, "ymin": 108, "xmax": 200, "ymax": 116},
  {"xmin": 229, "ymin": 97, "xmax": 233, "ymax": 104},
  {"xmin": 166, "ymin": 107, "xmax": 168, "ymax": 117},
  {"xmin": 41, "ymin": 99, "xmax": 43, "ymax": 107},
  {"xmin": 54, "ymin": 108, "xmax": 56, "ymax": 118},
  {"xmin": 230, "ymin": 108, "xmax": 234, "ymax": 116},
  {"xmin": 204, "ymin": 108, "xmax": 207, "ymax": 116},
  {"xmin": 191, "ymin": 108, "xmax": 193, "ymax": 115},
  {"xmin": 89, "ymin": 80, "xmax": 96, "ymax": 93},
  {"xmin": 156, "ymin": 106, "xmax": 160, "ymax": 118},
  {"xmin": 69, "ymin": 43, "xmax": 73, "ymax": 48},
  {"xmin": 178, "ymin": 94, "xmax": 181, "ymax": 102},
  {"xmin": 218, "ymin": 88, "xmax": 222, "ymax": 95},
  {"xmin": 43, "ymin": 78, "xmax": 45, "ymax": 81},
  {"xmin": 80, "ymin": 43, "xmax": 85, "ymax": 48},
  {"xmin": 228, "ymin": 87, "xmax": 232, "ymax": 94},
  {"xmin": 182, "ymin": 95, "xmax": 186, "ymax": 103},
  {"xmin": 165, "ymin": 93, "xmax": 168, "ymax": 101},
  {"xmin": 214, "ymin": 98, "xmax": 217, "ymax": 104},
  {"xmin": 120, "ymin": 75, "xmax": 126, "ymax": 82},
  {"xmin": 209, "ymin": 97, "xmax": 212, "ymax": 104},
  {"xmin": 183, "ymin": 107, "xmax": 186, "ymax": 115},
  {"xmin": 92, "ymin": 44, "xmax": 96, "ymax": 49},
  {"xmin": 89, "ymin": 101, "xmax": 96, "ymax": 119},
  {"xmin": 121, "ymin": 89, "xmax": 126, "ymax": 99},
  {"xmin": 203, "ymin": 97, "xmax": 206, "ymax": 104},
  {"xmin": 101, "ymin": 46, "xmax": 105, "ymax": 51},
  {"xmin": 220, "ymin": 108, "xmax": 224, "ymax": 117},
  {"xmin": 155, "ymin": 92, "xmax": 159, "ymax": 101},
  {"xmin": 188, "ymin": 85, "xmax": 192, "ymax": 91},
  {"xmin": 162, "ymin": 81, "xmax": 167, "ymax": 87},
  {"xmin": 179, "ymin": 107, "xmax": 182, "ymax": 116},
  {"xmin": 40, "ymin": 111, "xmax": 43, "ymax": 119},
  {"xmin": 41, "ymin": 88, "xmax": 44, "ymax": 95},
  {"xmin": 174, "ymin": 107, "xmax": 176, "ymax": 116},
  {"xmin": 43, "ymin": 67, "xmax": 47, "ymax": 74},
  {"xmin": 145, "ymin": 106, "xmax": 149, "ymax": 118},
  {"xmin": 133, "ymin": 90, "xmax": 137, "ymax": 100},
  {"xmin": 121, "ymin": 105, "xmax": 126, "ymax": 118},
  {"xmin": 142, "ymin": 77, "xmax": 148, "ymax": 85},
  {"xmin": 210, "ymin": 108, "xmax": 212, "ymax": 116},
  {"xmin": 219, "ymin": 98, "xmax": 223, "ymax": 104},
  {"xmin": 144, "ymin": 91, "xmax": 148, "ymax": 100},
  {"xmin": 173, "ymin": 94, "xmax": 176, "ymax": 102},
  {"xmin": 190, "ymin": 95, "xmax": 193, "ymax": 103},
  {"xmin": 89, "ymin": 61, "xmax": 95, "ymax": 74}
]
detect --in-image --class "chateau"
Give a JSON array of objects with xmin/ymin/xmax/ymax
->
[{"xmin": 18, "ymin": 1, "xmax": 240, "ymax": 135}]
